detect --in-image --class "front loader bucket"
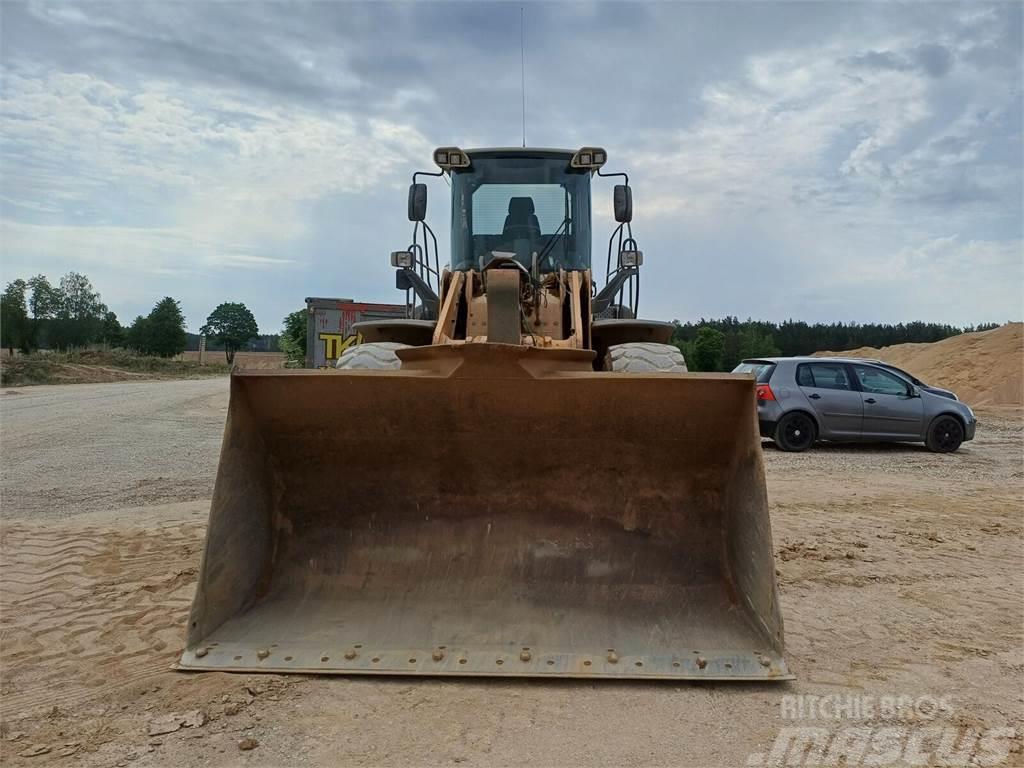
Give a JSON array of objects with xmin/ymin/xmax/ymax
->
[{"xmin": 180, "ymin": 344, "xmax": 790, "ymax": 680}]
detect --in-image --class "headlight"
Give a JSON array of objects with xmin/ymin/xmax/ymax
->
[
  {"xmin": 570, "ymin": 146, "xmax": 608, "ymax": 170},
  {"xmin": 390, "ymin": 250, "xmax": 414, "ymax": 268},
  {"xmin": 433, "ymin": 146, "xmax": 471, "ymax": 171},
  {"xmin": 619, "ymin": 250, "xmax": 643, "ymax": 267}
]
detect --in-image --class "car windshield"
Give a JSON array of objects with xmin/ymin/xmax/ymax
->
[
  {"xmin": 450, "ymin": 155, "xmax": 591, "ymax": 272},
  {"xmin": 733, "ymin": 361, "xmax": 776, "ymax": 383}
]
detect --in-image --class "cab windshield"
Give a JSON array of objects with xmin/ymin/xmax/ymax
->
[{"xmin": 450, "ymin": 154, "xmax": 591, "ymax": 272}]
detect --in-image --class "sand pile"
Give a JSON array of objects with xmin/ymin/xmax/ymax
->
[{"xmin": 817, "ymin": 322, "xmax": 1023, "ymax": 406}]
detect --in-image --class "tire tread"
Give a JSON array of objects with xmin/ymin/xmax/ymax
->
[
  {"xmin": 336, "ymin": 342, "xmax": 410, "ymax": 370},
  {"xmin": 604, "ymin": 343, "xmax": 688, "ymax": 373}
]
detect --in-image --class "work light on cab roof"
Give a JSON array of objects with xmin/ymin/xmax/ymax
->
[
  {"xmin": 433, "ymin": 147, "xmax": 471, "ymax": 170},
  {"xmin": 433, "ymin": 146, "xmax": 608, "ymax": 173}
]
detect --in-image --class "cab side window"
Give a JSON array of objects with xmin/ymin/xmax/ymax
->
[
  {"xmin": 798, "ymin": 363, "xmax": 852, "ymax": 391},
  {"xmin": 853, "ymin": 364, "xmax": 910, "ymax": 396}
]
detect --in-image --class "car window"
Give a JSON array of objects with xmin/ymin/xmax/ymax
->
[
  {"xmin": 877, "ymin": 363, "xmax": 921, "ymax": 386},
  {"xmin": 854, "ymin": 364, "xmax": 910, "ymax": 396},
  {"xmin": 798, "ymin": 363, "xmax": 852, "ymax": 391},
  {"xmin": 733, "ymin": 361, "xmax": 776, "ymax": 383}
]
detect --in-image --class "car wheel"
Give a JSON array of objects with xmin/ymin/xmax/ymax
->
[
  {"xmin": 926, "ymin": 415, "xmax": 964, "ymax": 453},
  {"xmin": 774, "ymin": 412, "xmax": 816, "ymax": 452}
]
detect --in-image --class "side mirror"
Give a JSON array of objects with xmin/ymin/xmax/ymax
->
[
  {"xmin": 613, "ymin": 184, "xmax": 632, "ymax": 223},
  {"xmin": 408, "ymin": 183, "xmax": 427, "ymax": 222},
  {"xmin": 910, "ymin": 385, "xmax": 921, "ymax": 398}
]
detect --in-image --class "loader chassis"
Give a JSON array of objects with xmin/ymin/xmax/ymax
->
[{"xmin": 179, "ymin": 146, "xmax": 790, "ymax": 681}]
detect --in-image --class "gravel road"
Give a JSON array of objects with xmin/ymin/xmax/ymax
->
[
  {"xmin": 1, "ymin": 379, "xmax": 227, "ymax": 520},
  {"xmin": 1, "ymin": 380, "xmax": 1021, "ymax": 767}
]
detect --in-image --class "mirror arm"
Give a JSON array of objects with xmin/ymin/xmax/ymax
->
[
  {"xmin": 596, "ymin": 169, "xmax": 629, "ymax": 186},
  {"xmin": 413, "ymin": 169, "xmax": 445, "ymax": 184}
]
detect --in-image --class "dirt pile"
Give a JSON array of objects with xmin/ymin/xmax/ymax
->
[{"xmin": 817, "ymin": 322, "xmax": 1023, "ymax": 406}]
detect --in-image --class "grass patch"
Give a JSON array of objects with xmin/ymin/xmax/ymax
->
[{"xmin": 1, "ymin": 349, "xmax": 232, "ymax": 387}]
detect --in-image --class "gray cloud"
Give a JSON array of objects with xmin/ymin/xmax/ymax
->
[
  {"xmin": 846, "ymin": 50, "xmax": 918, "ymax": 73},
  {"xmin": 845, "ymin": 43, "xmax": 956, "ymax": 78},
  {"xmin": 914, "ymin": 43, "xmax": 955, "ymax": 77}
]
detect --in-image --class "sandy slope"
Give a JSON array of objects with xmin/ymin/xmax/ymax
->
[{"xmin": 818, "ymin": 322, "xmax": 1023, "ymax": 406}]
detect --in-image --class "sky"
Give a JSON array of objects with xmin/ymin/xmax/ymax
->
[{"xmin": 1, "ymin": 1, "xmax": 1021, "ymax": 333}]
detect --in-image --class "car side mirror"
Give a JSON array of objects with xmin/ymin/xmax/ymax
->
[
  {"xmin": 910, "ymin": 385, "xmax": 921, "ymax": 398},
  {"xmin": 613, "ymin": 184, "xmax": 632, "ymax": 223},
  {"xmin": 408, "ymin": 183, "xmax": 427, "ymax": 222}
]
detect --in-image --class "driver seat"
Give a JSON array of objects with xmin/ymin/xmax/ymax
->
[{"xmin": 502, "ymin": 197, "xmax": 541, "ymax": 241}]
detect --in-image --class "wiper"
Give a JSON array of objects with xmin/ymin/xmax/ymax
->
[{"xmin": 535, "ymin": 217, "xmax": 570, "ymax": 270}]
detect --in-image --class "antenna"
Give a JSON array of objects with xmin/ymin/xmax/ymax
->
[{"xmin": 520, "ymin": 6, "xmax": 526, "ymax": 148}]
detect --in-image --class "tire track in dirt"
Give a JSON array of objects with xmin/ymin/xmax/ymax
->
[{"xmin": 0, "ymin": 520, "xmax": 203, "ymax": 718}]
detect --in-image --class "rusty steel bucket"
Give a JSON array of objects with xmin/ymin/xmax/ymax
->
[{"xmin": 179, "ymin": 344, "xmax": 790, "ymax": 680}]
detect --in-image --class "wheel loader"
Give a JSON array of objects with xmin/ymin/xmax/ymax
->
[{"xmin": 179, "ymin": 146, "xmax": 791, "ymax": 680}]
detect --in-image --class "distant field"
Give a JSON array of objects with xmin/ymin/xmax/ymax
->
[
  {"xmin": 0, "ymin": 349, "xmax": 231, "ymax": 386},
  {"xmin": 178, "ymin": 350, "xmax": 286, "ymax": 369}
]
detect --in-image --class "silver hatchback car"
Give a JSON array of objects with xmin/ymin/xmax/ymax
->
[{"xmin": 733, "ymin": 357, "xmax": 977, "ymax": 453}]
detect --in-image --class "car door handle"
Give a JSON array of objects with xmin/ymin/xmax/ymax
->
[
  {"xmin": 865, "ymin": 398, "xmax": 876, "ymax": 404},
  {"xmin": 808, "ymin": 393, "xmax": 821, "ymax": 399}
]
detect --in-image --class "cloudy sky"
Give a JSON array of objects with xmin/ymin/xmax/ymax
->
[{"xmin": 1, "ymin": 1, "xmax": 1021, "ymax": 333}]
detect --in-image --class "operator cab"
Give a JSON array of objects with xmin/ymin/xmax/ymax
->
[
  {"xmin": 391, "ymin": 145, "xmax": 639, "ymax": 324},
  {"xmin": 449, "ymin": 148, "xmax": 593, "ymax": 273}
]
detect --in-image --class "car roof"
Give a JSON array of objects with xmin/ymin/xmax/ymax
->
[{"xmin": 740, "ymin": 356, "xmax": 888, "ymax": 364}]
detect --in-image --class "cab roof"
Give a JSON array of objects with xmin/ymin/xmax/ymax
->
[{"xmin": 465, "ymin": 147, "xmax": 576, "ymax": 159}]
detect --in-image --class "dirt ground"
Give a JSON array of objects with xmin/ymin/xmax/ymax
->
[
  {"xmin": 1, "ymin": 379, "xmax": 1022, "ymax": 767},
  {"xmin": 177, "ymin": 352, "xmax": 286, "ymax": 369}
]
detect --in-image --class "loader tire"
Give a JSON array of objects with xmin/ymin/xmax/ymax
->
[
  {"xmin": 604, "ymin": 342, "xmax": 688, "ymax": 373},
  {"xmin": 336, "ymin": 342, "xmax": 410, "ymax": 370}
]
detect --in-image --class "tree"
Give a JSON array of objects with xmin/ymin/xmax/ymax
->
[
  {"xmin": 26, "ymin": 274, "xmax": 61, "ymax": 350},
  {"xmin": 692, "ymin": 327, "xmax": 726, "ymax": 372},
  {"xmin": 146, "ymin": 298, "xmax": 188, "ymax": 357},
  {"xmin": 737, "ymin": 327, "xmax": 780, "ymax": 361},
  {"xmin": 99, "ymin": 310, "xmax": 124, "ymax": 347},
  {"xmin": 0, "ymin": 280, "xmax": 29, "ymax": 355},
  {"xmin": 125, "ymin": 315, "xmax": 151, "ymax": 354},
  {"xmin": 125, "ymin": 302, "xmax": 186, "ymax": 358},
  {"xmin": 669, "ymin": 317, "xmax": 969, "ymax": 359},
  {"xmin": 51, "ymin": 272, "xmax": 106, "ymax": 349},
  {"xmin": 200, "ymin": 302, "xmax": 259, "ymax": 364},
  {"xmin": 27, "ymin": 274, "xmax": 61, "ymax": 320},
  {"xmin": 279, "ymin": 309, "xmax": 307, "ymax": 368}
]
